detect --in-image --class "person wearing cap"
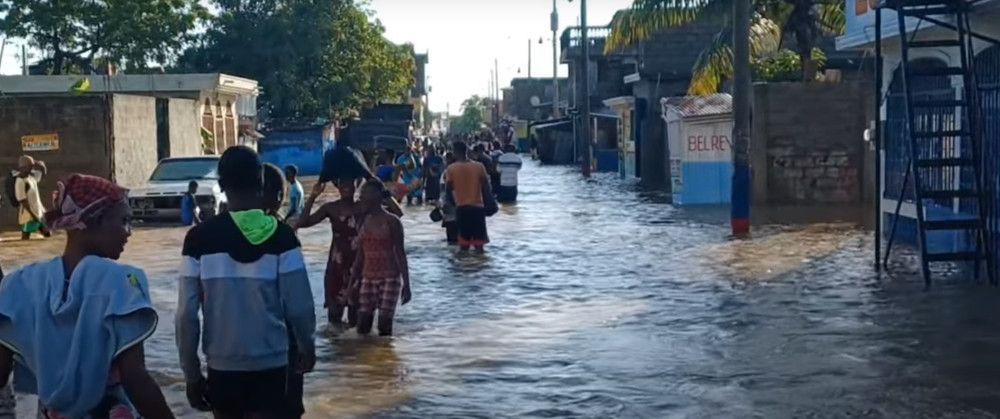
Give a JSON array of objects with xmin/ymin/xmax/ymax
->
[{"xmin": 14, "ymin": 155, "xmax": 50, "ymax": 240}]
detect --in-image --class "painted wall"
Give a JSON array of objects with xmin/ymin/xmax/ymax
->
[
  {"xmin": 666, "ymin": 114, "xmax": 734, "ymax": 205},
  {"xmin": 259, "ymin": 127, "xmax": 333, "ymax": 176},
  {"xmin": 0, "ymin": 96, "xmax": 112, "ymax": 229},
  {"xmin": 168, "ymin": 98, "xmax": 203, "ymax": 158},
  {"xmin": 112, "ymin": 94, "xmax": 159, "ymax": 189}
]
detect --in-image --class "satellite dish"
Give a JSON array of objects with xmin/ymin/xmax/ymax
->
[{"xmin": 530, "ymin": 96, "xmax": 541, "ymax": 107}]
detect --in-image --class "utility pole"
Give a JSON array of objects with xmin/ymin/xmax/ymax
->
[
  {"xmin": 579, "ymin": 0, "xmax": 592, "ymax": 177},
  {"xmin": 22, "ymin": 44, "xmax": 27, "ymax": 75},
  {"xmin": 552, "ymin": 0, "xmax": 560, "ymax": 118},
  {"xmin": 731, "ymin": 0, "xmax": 752, "ymax": 236},
  {"xmin": 528, "ymin": 39, "xmax": 532, "ymax": 79},
  {"xmin": 494, "ymin": 58, "xmax": 500, "ymax": 122}
]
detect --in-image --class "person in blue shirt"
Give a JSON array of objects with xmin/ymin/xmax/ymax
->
[
  {"xmin": 181, "ymin": 180, "xmax": 199, "ymax": 226},
  {"xmin": 284, "ymin": 165, "xmax": 305, "ymax": 223}
]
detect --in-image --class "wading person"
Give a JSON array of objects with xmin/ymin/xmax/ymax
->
[
  {"xmin": 445, "ymin": 142, "xmax": 493, "ymax": 253},
  {"xmin": 496, "ymin": 144, "xmax": 523, "ymax": 204},
  {"xmin": 284, "ymin": 165, "xmax": 304, "ymax": 224},
  {"xmin": 352, "ymin": 181, "xmax": 411, "ymax": 336},
  {"xmin": 297, "ymin": 179, "xmax": 361, "ymax": 328},
  {"xmin": 261, "ymin": 163, "xmax": 307, "ymax": 418},
  {"xmin": 15, "ymin": 156, "xmax": 50, "ymax": 240},
  {"xmin": 177, "ymin": 146, "xmax": 316, "ymax": 419},
  {"xmin": 0, "ymin": 174, "xmax": 173, "ymax": 419},
  {"xmin": 396, "ymin": 147, "xmax": 423, "ymax": 205},
  {"xmin": 181, "ymin": 180, "xmax": 200, "ymax": 226},
  {"xmin": 422, "ymin": 147, "xmax": 444, "ymax": 204},
  {"xmin": 440, "ymin": 152, "xmax": 459, "ymax": 244}
]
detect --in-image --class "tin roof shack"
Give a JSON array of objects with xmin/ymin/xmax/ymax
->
[
  {"xmin": 0, "ymin": 95, "xmax": 159, "ymax": 230},
  {"xmin": 662, "ymin": 94, "xmax": 734, "ymax": 205},
  {"xmin": 0, "ymin": 73, "xmax": 260, "ymax": 155}
]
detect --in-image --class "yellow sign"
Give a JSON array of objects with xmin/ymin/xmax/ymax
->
[
  {"xmin": 21, "ymin": 134, "xmax": 60, "ymax": 152},
  {"xmin": 515, "ymin": 120, "xmax": 528, "ymax": 139}
]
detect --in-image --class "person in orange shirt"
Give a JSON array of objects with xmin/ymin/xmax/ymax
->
[{"xmin": 444, "ymin": 141, "xmax": 493, "ymax": 253}]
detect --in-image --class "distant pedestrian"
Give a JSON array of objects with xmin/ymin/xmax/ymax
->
[
  {"xmin": 353, "ymin": 180, "xmax": 411, "ymax": 336},
  {"xmin": 0, "ymin": 174, "xmax": 173, "ymax": 419},
  {"xmin": 423, "ymin": 148, "xmax": 444, "ymax": 203},
  {"xmin": 396, "ymin": 147, "xmax": 423, "ymax": 205},
  {"xmin": 263, "ymin": 163, "xmax": 286, "ymax": 217},
  {"xmin": 284, "ymin": 165, "xmax": 305, "ymax": 224},
  {"xmin": 445, "ymin": 141, "xmax": 492, "ymax": 253},
  {"xmin": 441, "ymin": 152, "xmax": 459, "ymax": 244},
  {"xmin": 496, "ymin": 144, "xmax": 523, "ymax": 204},
  {"xmin": 471, "ymin": 144, "xmax": 497, "ymax": 192},
  {"xmin": 181, "ymin": 180, "xmax": 200, "ymax": 226},
  {"xmin": 177, "ymin": 146, "xmax": 316, "ymax": 419},
  {"xmin": 14, "ymin": 156, "xmax": 50, "ymax": 240}
]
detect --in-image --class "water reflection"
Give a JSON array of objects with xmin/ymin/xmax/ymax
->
[{"xmin": 3, "ymin": 160, "xmax": 1000, "ymax": 417}]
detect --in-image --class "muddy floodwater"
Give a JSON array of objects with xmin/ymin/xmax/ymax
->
[{"xmin": 5, "ymin": 160, "xmax": 1000, "ymax": 418}]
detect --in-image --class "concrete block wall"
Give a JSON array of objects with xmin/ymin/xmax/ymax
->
[
  {"xmin": 752, "ymin": 82, "xmax": 874, "ymax": 211},
  {"xmin": 112, "ymin": 94, "xmax": 159, "ymax": 189},
  {"xmin": 168, "ymin": 98, "xmax": 202, "ymax": 158},
  {"xmin": 0, "ymin": 96, "xmax": 111, "ymax": 229}
]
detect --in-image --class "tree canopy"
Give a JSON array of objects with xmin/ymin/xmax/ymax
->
[
  {"xmin": 449, "ymin": 96, "xmax": 491, "ymax": 135},
  {"xmin": 176, "ymin": 0, "xmax": 415, "ymax": 122},
  {"xmin": 607, "ymin": 0, "xmax": 845, "ymax": 95},
  {"xmin": 0, "ymin": 0, "xmax": 207, "ymax": 74}
]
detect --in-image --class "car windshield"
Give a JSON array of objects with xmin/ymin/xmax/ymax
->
[{"xmin": 150, "ymin": 159, "xmax": 219, "ymax": 181}]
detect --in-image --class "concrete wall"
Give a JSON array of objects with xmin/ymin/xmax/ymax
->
[
  {"xmin": 112, "ymin": 94, "xmax": 159, "ymax": 189},
  {"xmin": 0, "ymin": 96, "xmax": 111, "ymax": 228},
  {"xmin": 168, "ymin": 98, "xmax": 203, "ymax": 158},
  {"xmin": 751, "ymin": 81, "xmax": 874, "ymax": 223}
]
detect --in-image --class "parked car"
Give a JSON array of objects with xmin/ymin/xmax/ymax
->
[{"xmin": 129, "ymin": 157, "xmax": 226, "ymax": 222}]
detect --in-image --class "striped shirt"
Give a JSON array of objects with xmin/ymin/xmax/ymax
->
[{"xmin": 176, "ymin": 215, "xmax": 315, "ymax": 379}]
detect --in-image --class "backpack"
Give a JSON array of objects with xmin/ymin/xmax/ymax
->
[{"xmin": 3, "ymin": 174, "xmax": 19, "ymax": 208}]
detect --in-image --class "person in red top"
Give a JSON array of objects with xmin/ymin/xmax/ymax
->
[
  {"xmin": 352, "ymin": 181, "xmax": 411, "ymax": 336},
  {"xmin": 445, "ymin": 141, "xmax": 493, "ymax": 253}
]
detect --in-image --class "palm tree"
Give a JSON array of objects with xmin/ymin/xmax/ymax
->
[{"xmin": 606, "ymin": 0, "xmax": 845, "ymax": 95}]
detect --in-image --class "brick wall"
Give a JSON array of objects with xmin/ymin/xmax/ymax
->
[
  {"xmin": 168, "ymin": 98, "xmax": 202, "ymax": 158},
  {"xmin": 751, "ymin": 82, "xmax": 874, "ymax": 214},
  {"xmin": 0, "ymin": 96, "xmax": 111, "ymax": 229},
  {"xmin": 112, "ymin": 94, "xmax": 159, "ymax": 189}
]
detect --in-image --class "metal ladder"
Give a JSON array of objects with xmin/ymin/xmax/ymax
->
[{"xmin": 883, "ymin": 0, "xmax": 996, "ymax": 287}]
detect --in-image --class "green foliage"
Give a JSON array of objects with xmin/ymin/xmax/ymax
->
[
  {"xmin": 753, "ymin": 48, "xmax": 827, "ymax": 82},
  {"xmin": 0, "ymin": 0, "xmax": 206, "ymax": 74},
  {"xmin": 608, "ymin": 0, "xmax": 846, "ymax": 95},
  {"xmin": 177, "ymin": 0, "xmax": 414, "ymax": 122},
  {"xmin": 450, "ymin": 96, "xmax": 491, "ymax": 135}
]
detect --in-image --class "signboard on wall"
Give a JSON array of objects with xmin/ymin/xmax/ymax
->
[
  {"xmin": 21, "ymin": 134, "xmax": 60, "ymax": 152},
  {"xmin": 682, "ymin": 122, "xmax": 733, "ymax": 162}
]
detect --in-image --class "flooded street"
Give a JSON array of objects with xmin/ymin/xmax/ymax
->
[{"xmin": 5, "ymin": 160, "xmax": 1000, "ymax": 418}]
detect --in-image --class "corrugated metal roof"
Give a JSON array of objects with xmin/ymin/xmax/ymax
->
[{"xmin": 661, "ymin": 94, "xmax": 733, "ymax": 117}]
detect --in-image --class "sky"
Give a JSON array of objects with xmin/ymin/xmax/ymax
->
[
  {"xmin": 371, "ymin": 0, "xmax": 634, "ymax": 113},
  {"xmin": 0, "ymin": 0, "xmax": 635, "ymax": 114}
]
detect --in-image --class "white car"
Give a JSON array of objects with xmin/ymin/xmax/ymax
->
[{"xmin": 129, "ymin": 157, "xmax": 226, "ymax": 221}]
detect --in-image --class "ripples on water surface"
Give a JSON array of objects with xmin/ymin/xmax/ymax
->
[{"xmin": 4, "ymin": 160, "xmax": 1000, "ymax": 418}]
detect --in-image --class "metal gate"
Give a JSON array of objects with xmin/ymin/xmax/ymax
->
[{"xmin": 976, "ymin": 45, "xmax": 1000, "ymax": 278}]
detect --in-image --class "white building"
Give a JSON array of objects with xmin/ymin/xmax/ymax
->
[{"xmin": 0, "ymin": 73, "xmax": 261, "ymax": 153}]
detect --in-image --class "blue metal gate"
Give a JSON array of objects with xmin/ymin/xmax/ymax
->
[{"xmin": 976, "ymin": 45, "xmax": 1000, "ymax": 278}]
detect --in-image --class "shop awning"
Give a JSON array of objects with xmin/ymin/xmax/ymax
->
[{"xmin": 531, "ymin": 120, "xmax": 572, "ymax": 131}]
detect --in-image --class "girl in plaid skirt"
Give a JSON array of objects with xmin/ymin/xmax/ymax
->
[{"xmin": 352, "ymin": 181, "xmax": 411, "ymax": 336}]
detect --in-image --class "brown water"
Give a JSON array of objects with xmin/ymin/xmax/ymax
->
[{"xmin": 5, "ymin": 160, "xmax": 1000, "ymax": 418}]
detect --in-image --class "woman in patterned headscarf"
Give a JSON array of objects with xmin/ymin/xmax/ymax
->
[{"xmin": 0, "ymin": 174, "xmax": 173, "ymax": 419}]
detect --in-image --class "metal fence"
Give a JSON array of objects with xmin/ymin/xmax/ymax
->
[
  {"xmin": 883, "ymin": 48, "xmax": 1000, "ymax": 272},
  {"xmin": 976, "ymin": 45, "xmax": 1000, "ymax": 276}
]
